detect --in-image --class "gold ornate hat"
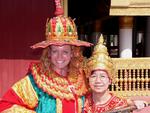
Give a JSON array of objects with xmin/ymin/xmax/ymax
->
[
  {"xmin": 87, "ymin": 34, "xmax": 116, "ymax": 83},
  {"xmin": 31, "ymin": 0, "xmax": 92, "ymax": 49}
]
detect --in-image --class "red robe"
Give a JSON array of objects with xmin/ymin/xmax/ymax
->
[
  {"xmin": 83, "ymin": 93, "xmax": 128, "ymax": 113},
  {"xmin": 0, "ymin": 62, "xmax": 87, "ymax": 113}
]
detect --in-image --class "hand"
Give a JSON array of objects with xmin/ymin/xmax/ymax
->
[{"xmin": 134, "ymin": 100, "xmax": 148, "ymax": 109}]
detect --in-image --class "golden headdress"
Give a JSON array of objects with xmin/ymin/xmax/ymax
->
[
  {"xmin": 87, "ymin": 34, "xmax": 116, "ymax": 83},
  {"xmin": 31, "ymin": 0, "xmax": 92, "ymax": 49},
  {"xmin": 33, "ymin": 0, "xmax": 93, "ymax": 71}
]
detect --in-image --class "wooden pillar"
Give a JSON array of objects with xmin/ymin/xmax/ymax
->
[
  {"xmin": 91, "ymin": 19, "xmax": 102, "ymax": 45},
  {"xmin": 145, "ymin": 17, "xmax": 150, "ymax": 56},
  {"xmin": 62, "ymin": 0, "xmax": 68, "ymax": 16}
]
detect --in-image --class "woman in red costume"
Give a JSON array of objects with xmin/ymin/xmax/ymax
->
[
  {"xmin": 0, "ymin": 0, "xmax": 92, "ymax": 113},
  {"xmin": 83, "ymin": 35, "xmax": 147, "ymax": 113}
]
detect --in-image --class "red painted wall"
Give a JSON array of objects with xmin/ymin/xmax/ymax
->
[
  {"xmin": 0, "ymin": 59, "xmax": 38, "ymax": 97},
  {"xmin": 0, "ymin": 0, "xmax": 55, "ymax": 59},
  {"xmin": 0, "ymin": 0, "xmax": 55, "ymax": 97}
]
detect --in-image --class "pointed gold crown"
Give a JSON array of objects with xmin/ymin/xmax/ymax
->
[{"xmin": 87, "ymin": 34, "xmax": 116, "ymax": 83}]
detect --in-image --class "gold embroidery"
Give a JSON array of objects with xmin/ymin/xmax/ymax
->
[
  {"xmin": 56, "ymin": 98, "xmax": 62, "ymax": 113},
  {"xmin": 1, "ymin": 105, "xmax": 36, "ymax": 113},
  {"xmin": 31, "ymin": 62, "xmax": 88, "ymax": 100},
  {"xmin": 12, "ymin": 76, "xmax": 38, "ymax": 109},
  {"xmin": 84, "ymin": 94, "xmax": 128, "ymax": 113},
  {"xmin": 78, "ymin": 97, "xmax": 82, "ymax": 113}
]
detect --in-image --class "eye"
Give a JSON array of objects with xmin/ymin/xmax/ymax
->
[
  {"xmin": 101, "ymin": 75, "xmax": 105, "ymax": 78},
  {"xmin": 63, "ymin": 51, "xmax": 69, "ymax": 54},
  {"xmin": 90, "ymin": 74, "xmax": 97, "ymax": 78},
  {"xmin": 51, "ymin": 50, "xmax": 57, "ymax": 54},
  {"xmin": 100, "ymin": 74, "xmax": 108, "ymax": 80}
]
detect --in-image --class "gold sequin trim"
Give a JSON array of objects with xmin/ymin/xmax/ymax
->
[
  {"xmin": 56, "ymin": 98, "xmax": 62, "ymax": 113},
  {"xmin": 12, "ymin": 76, "xmax": 38, "ymax": 109},
  {"xmin": 78, "ymin": 97, "xmax": 83, "ymax": 113},
  {"xmin": 31, "ymin": 63, "xmax": 88, "ymax": 100},
  {"xmin": 1, "ymin": 105, "xmax": 36, "ymax": 113}
]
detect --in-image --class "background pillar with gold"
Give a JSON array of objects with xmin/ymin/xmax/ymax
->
[
  {"xmin": 119, "ymin": 16, "xmax": 133, "ymax": 58},
  {"xmin": 62, "ymin": 0, "xmax": 68, "ymax": 16}
]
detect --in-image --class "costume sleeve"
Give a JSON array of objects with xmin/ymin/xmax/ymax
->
[
  {"xmin": 0, "ymin": 76, "xmax": 38, "ymax": 113},
  {"xmin": 113, "ymin": 96, "xmax": 128, "ymax": 110}
]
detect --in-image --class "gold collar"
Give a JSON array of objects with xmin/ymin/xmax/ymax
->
[{"xmin": 30, "ymin": 62, "xmax": 88, "ymax": 100}]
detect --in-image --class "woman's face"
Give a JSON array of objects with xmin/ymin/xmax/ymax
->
[
  {"xmin": 89, "ymin": 70, "xmax": 111, "ymax": 93},
  {"xmin": 49, "ymin": 45, "xmax": 72, "ymax": 71}
]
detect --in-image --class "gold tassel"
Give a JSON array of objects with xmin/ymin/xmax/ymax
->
[
  {"xmin": 78, "ymin": 97, "xmax": 83, "ymax": 113},
  {"xmin": 56, "ymin": 98, "xmax": 62, "ymax": 113}
]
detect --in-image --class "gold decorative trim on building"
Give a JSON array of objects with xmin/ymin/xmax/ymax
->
[
  {"xmin": 109, "ymin": 57, "xmax": 150, "ymax": 98},
  {"xmin": 112, "ymin": 57, "xmax": 150, "ymax": 69},
  {"xmin": 110, "ymin": 0, "xmax": 150, "ymax": 15}
]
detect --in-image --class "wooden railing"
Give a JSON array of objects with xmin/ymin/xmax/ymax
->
[{"xmin": 110, "ymin": 57, "xmax": 150, "ymax": 98}]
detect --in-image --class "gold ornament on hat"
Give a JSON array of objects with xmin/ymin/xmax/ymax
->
[
  {"xmin": 46, "ymin": 16, "xmax": 77, "ymax": 41},
  {"xmin": 31, "ymin": 0, "xmax": 92, "ymax": 49},
  {"xmin": 31, "ymin": 15, "xmax": 92, "ymax": 49},
  {"xmin": 87, "ymin": 34, "xmax": 116, "ymax": 83}
]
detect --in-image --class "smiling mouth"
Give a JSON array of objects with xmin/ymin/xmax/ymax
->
[
  {"xmin": 57, "ymin": 61, "xmax": 64, "ymax": 64},
  {"xmin": 94, "ymin": 85, "xmax": 104, "ymax": 87}
]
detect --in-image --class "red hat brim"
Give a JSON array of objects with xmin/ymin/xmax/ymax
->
[{"xmin": 31, "ymin": 40, "xmax": 93, "ymax": 49}]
